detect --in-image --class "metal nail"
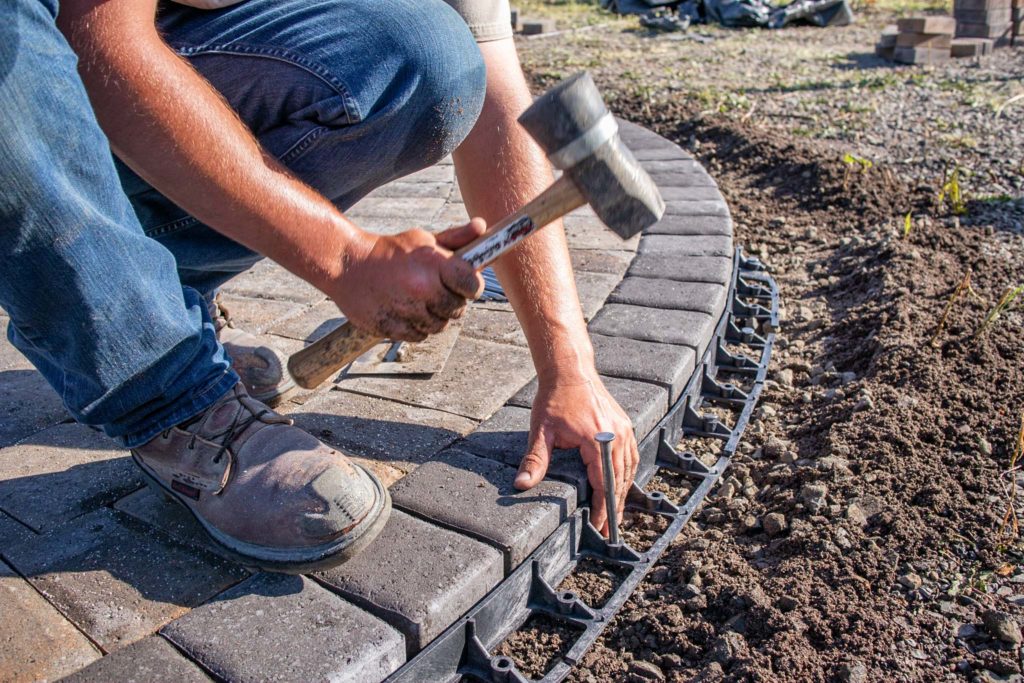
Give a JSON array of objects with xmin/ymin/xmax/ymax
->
[{"xmin": 596, "ymin": 431, "xmax": 620, "ymax": 545}]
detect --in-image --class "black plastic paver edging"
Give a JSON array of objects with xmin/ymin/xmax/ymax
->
[{"xmin": 385, "ymin": 249, "xmax": 779, "ymax": 683}]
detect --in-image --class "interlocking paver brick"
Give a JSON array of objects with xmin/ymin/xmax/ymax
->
[
  {"xmin": 591, "ymin": 333, "xmax": 696, "ymax": 403},
  {"xmin": 657, "ymin": 186, "xmax": 725, "ymax": 202},
  {"xmin": 400, "ymin": 163, "xmax": 455, "ymax": 183},
  {"xmin": 162, "ymin": 573, "xmax": 405, "ymax": 683},
  {"xmin": 0, "ymin": 423, "xmax": 142, "ymax": 533},
  {"xmin": 569, "ymin": 248, "xmax": 634, "ymax": 276},
  {"xmin": 563, "ymin": 213, "xmax": 641, "ymax": 251},
  {"xmin": 462, "ymin": 304, "xmax": 527, "ymax": 347},
  {"xmin": 609, "ymin": 278, "xmax": 728, "ymax": 318},
  {"xmin": 315, "ymin": 510, "xmax": 503, "ymax": 653},
  {"xmin": 508, "ymin": 375, "xmax": 667, "ymax": 440},
  {"xmin": 0, "ymin": 509, "xmax": 31, "ymax": 549},
  {"xmin": 292, "ymin": 390, "xmax": 478, "ymax": 473},
  {"xmin": 338, "ymin": 337, "xmax": 535, "ymax": 421},
  {"xmin": 267, "ymin": 300, "xmax": 343, "ymax": 343},
  {"xmin": 663, "ymin": 200, "xmax": 730, "ymax": 217},
  {"xmin": 215, "ymin": 294, "xmax": 303, "ymax": 335},
  {"xmin": 627, "ymin": 254, "xmax": 733, "ymax": 285},
  {"xmin": 391, "ymin": 449, "xmax": 576, "ymax": 572},
  {"xmin": 646, "ymin": 213, "xmax": 732, "ymax": 236},
  {"xmin": 0, "ymin": 335, "xmax": 67, "ymax": 449},
  {"xmin": 219, "ymin": 259, "xmax": 325, "ymax": 305},
  {"xmin": 346, "ymin": 197, "xmax": 448, "ymax": 220},
  {"xmin": 458, "ymin": 405, "xmax": 533, "ymax": 464},
  {"xmin": 576, "ymin": 271, "xmax": 623, "ymax": 321},
  {"xmin": 646, "ymin": 170, "xmax": 717, "ymax": 188},
  {"xmin": 4, "ymin": 508, "xmax": 247, "ymax": 651},
  {"xmin": 456, "ymin": 407, "xmax": 597, "ymax": 500},
  {"xmin": 638, "ymin": 159, "xmax": 703, "ymax": 174},
  {"xmin": 630, "ymin": 145, "xmax": 689, "ymax": 161},
  {"xmin": 590, "ymin": 304, "xmax": 716, "ymax": 355},
  {"xmin": 430, "ymin": 201, "xmax": 470, "ymax": 229},
  {"xmin": 61, "ymin": 636, "xmax": 211, "ymax": 683},
  {"xmin": 638, "ymin": 234, "xmax": 732, "ymax": 257},
  {"xmin": 0, "ymin": 559, "xmax": 100, "ymax": 682},
  {"xmin": 114, "ymin": 487, "xmax": 209, "ymax": 549},
  {"xmin": 365, "ymin": 180, "xmax": 453, "ymax": 199}
]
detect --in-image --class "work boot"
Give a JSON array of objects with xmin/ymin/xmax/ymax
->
[
  {"xmin": 131, "ymin": 382, "xmax": 391, "ymax": 573},
  {"xmin": 208, "ymin": 294, "xmax": 296, "ymax": 406}
]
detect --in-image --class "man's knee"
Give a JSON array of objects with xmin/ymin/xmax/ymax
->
[{"xmin": 364, "ymin": 0, "xmax": 487, "ymax": 167}]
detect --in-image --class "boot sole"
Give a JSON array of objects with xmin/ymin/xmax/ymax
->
[{"xmin": 131, "ymin": 454, "xmax": 391, "ymax": 574}]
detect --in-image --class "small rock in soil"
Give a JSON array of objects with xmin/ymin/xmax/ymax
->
[
  {"xmin": 777, "ymin": 595, "xmax": 799, "ymax": 611},
  {"xmin": 648, "ymin": 566, "xmax": 670, "ymax": 583},
  {"xmin": 898, "ymin": 573, "xmax": 924, "ymax": 590},
  {"xmin": 629, "ymin": 660, "xmax": 665, "ymax": 681},
  {"xmin": 800, "ymin": 483, "xmax": 828, "ymax": 513},
  {"xmin": 764, "ymin": 512, "xmax": 787, "ymax": 537},
  {"xmin": 680, "ymin": 583, "xmax": 702, "ymax": 599},
  {"xmin": 837, "ymin": 660, "xmax": 869, "ymax": 683},
  {"xmin": 776, "ymin": 368, "xmax": 795, "ymax": 387},
  {"xmin": 710, "ymin": 632, "xmax": 747, "ymax": 664},
  {"xmin": 982, "ymin": 610, "xmax": 1023, "ymax": 645},
  {"xmin": 694, "ymin": 662, "xmax": 725, "ymax": 683}
]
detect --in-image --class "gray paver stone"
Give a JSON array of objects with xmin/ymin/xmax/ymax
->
[
  {"xmin": 390, "ymin": 449, "xmax": 576, "ymax": 573},
  {"xmin": 0, "ymin": 423, "xmax": 143, "ymax": 532},
  {"xmin": 456, "ymin": 406, "xmax": 587, "ymax": 495},
  {"xmin": 458, "ymin": 405, "xmax": 533, "ymax": 465},
  {"xmin": 292, "ymin": 389, "xmax": 478, "ymax": 474},
  {"xmin": 646, "ymin": 170, "xmax": 717, "ymax": 188},
  {"xmin": 346, "ymin": 197, "xmax": 447, "ymax": 220},
  {"xmin": 60, "ymin": 636, "xmax": 211, "ymax": 683},
  {"xmin": 617, "ymin": 127, "xmax": 685, "ymax": 153},
  {"xmin": 267, "ymin": 300, "xmax": 344, "ymax": 343},
  {"xmin": 338, "ymin": 337, "xmax": 535, "ymax": 421},
  {"xmin": 0, "ymin": 336, "xmax": 67, "ymax": 449},
  {"xmin": 400, "ymin": 164, "xmax": 454, "ymax": 183},
  {"xmin": 609, "ymin": 278, "xmax": 728, "ymax": 318},
  {"xmin": 569, "ymin": 248, "xmax": 634, "ymax": 276},
  {"xmin": 663, "ymin": 200, "xmax": 730, "ymax": 217},
  {"xmin": 589, "ymin": 304, "xmax": 716, "ymax": 355},
  {"xmin": 627, "ymin": 254, "xmax": 733, "ymax": 285},
  {"xmin": 637, "ymin": 234, "xmax": 732, "ymax": 257},
  {"xmin": 591, "ymin": 333, "xmax": 696, "ymax": 403},
  {"xmin": 162, "ymin": 573, "xmax": 405, "ymax": 683},
  {"xmin": 114, "ymin": 487, "xmax": 214, "ymax": 550},
  {"xmin": 4, "ymin": 508, "xmax": 247, "ymax": 651},
  {"xmin": 0, "ymin": 559, "xmax": 100, "ymax": 682},
  {"xmin": 462, "ymin": 305, "xmax": 527, "ymax": 347},
  {"xmin": 657, "ymin": 185, "xmax": 725, "ymax": 202},
  {"xmin": 638, "ymin": 159, "xmax": 703, "ymax": 174},
  {"xmin": 629, "ymin": 146, "xmax": 689, "ymax": 162},
  {"xmin": 508, "ymin": 375, "xmax": 667, "ymax": 441},
  {"xmin": 576, "ymin": 271, "xmax": 623, "ymax": 321},
  {"xmin": 0, "ymin": 510, "xmax": 31, "ymax": 549},
  {"xmin": 219, "ymin": 259, "xmax": 325, "ymax": 305},
  {"xmin": 365, "ymin": 180, "xmax": 452, "ymax": 199},
  {"xmin": 646, "ymin": 213, "xmax": 732, "ymax": 236},
  {"xmin": 315, "ymin": 510, "xmax": 503, "ymax": 653},
  {"xmin": 215, "ymin": 294, "xmax": 303, "ymax": 335},
  {"xmin": 562, "ymin": 214, "xmax": 641, "ymax": 252}
]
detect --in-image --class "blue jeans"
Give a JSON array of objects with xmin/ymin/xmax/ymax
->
[{"xmin": 0, "ymin": 0, "xmax": 486, "ymax": 446}]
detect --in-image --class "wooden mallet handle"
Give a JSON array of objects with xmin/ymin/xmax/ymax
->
[{"xmin": 286, "ymin": 175, "xmax": 585, "ymax": 389}]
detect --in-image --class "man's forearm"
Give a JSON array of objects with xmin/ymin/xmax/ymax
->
[
  {"xmin": 453, "ymin": 40, "xmax": 595, "ymax": 381},
  {"xmin": 58, "ymin": 0, "xmax": 372, "ymax": 293}
]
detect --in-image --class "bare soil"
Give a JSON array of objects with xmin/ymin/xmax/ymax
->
[{"xmin": 509, "ymin": 7, "xmax": 1024, "ymax": 682}]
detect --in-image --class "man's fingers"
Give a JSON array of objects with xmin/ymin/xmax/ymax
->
[
  {"xmin": 427, "ymin": 289, "xmax": 469, "ymax": 321},
  {"xmin": 440, "ymin": 257, "xmax": 484, "ymax": 301},
  {"xmin": 515, "ymin": 425, "xmax": 553, "ymax": 490},
  {"xmin": 435, "ymin": 218, "xmax": 486, "ymax": 250}
]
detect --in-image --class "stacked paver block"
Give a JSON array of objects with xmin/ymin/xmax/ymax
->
[
  {"xmin": 876, "ymin": 24, "xmax": 898, "ymax": 60},
  {"xmin": 955, "ymin": 0, "xmax": 1013, "ymax": 44},
  {"xmin": 2, "ymin": 120, "xmax": 736, "ymax": 682},
  {"xmin": 951, "ymin": 36, "xmax": 995, "ymax": 55},
  {"xmin": 893, "ymin": 16, "xmax": 956, "ymax": 64}
]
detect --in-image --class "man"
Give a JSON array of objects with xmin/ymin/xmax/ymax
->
[{"xmin": 0, "ymin": 0, "xmax": 639, "ymax": 572}]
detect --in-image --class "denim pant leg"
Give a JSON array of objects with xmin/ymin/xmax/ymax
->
[
  {"xmin": 0, "ymin": 0, "xmax": 238, "ymax": 447},
  {"xmin": 118, "ymin": 0, "xmax": 487, "ymax": 296}
]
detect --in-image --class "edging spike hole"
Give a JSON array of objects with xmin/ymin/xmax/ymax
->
[
  {"xmin": 494, "ymin": 614, "xmax": 585, "ymax": 681},
  {"xmin": 492, "ymin": 656, "xmax": 513, "ymax": 672},
  {"xmin": 557, "ymin": 557, "xmax": 629, "ymax": 608},
  {"xmin": 561, "ymin": 591, "xmax": 576, "ymax": 602},
  {"xmin": 645, "ymin": 470, "xmax": 694, "ymax": 504}
]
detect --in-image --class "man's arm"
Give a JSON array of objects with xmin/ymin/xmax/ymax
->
[
  {"xmin": 452, "ymin": 40, "xmax": 639, "ymax": 533},
  {"xmin": 57, "ymin": 0, "xmax": 483, "ymax": 342}
]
